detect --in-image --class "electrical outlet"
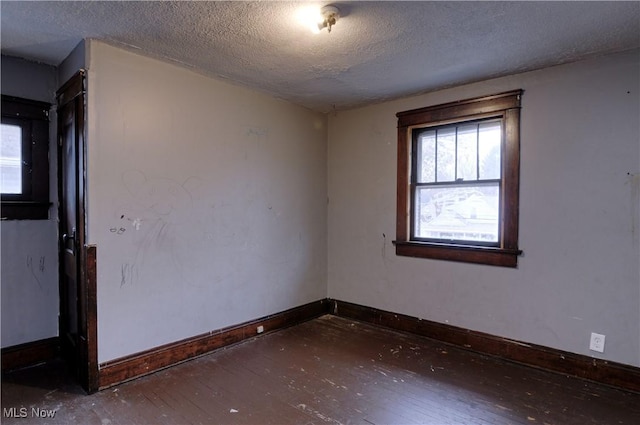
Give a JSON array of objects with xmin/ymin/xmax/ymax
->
[
  {"xmin": 589, "ymin": 332, "xmax": 605, "ymax": 353},
  {"xmin": 257, "ymin": 325, "xmax": 264, "ymax": 334}
]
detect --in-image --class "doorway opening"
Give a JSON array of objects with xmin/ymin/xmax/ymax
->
[{"xmin": 57, "ymin": 70, "xmax": 98, "ymax": 393}]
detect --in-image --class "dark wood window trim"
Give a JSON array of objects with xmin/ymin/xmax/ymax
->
[
  {"xmin": 394, "ymin": 90, "xmax": 523, "ymax": 267},
  {"xmin": 1, "ymin": 95, "xmax": 51, "ymax": 220}
]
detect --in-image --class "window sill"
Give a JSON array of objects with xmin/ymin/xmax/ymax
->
[
  {"xmin": 1, "ymin": 201, "xmax": 51, "ymax": 220},
  {"xmin": 393, "ymin": 240, "xmax": 522, "ymax": 268}
]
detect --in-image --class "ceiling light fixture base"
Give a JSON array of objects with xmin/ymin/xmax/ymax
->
[{"xmin": 318, "ymin": 5, "xmax": 340, "ymax": 33}]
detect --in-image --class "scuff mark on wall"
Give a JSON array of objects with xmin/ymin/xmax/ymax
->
[{"xmin": 121, "ymin": 263, "xmax": 137, "ymax": 287}]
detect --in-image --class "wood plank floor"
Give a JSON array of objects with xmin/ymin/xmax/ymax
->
[{"xmin": 2, "ymin": 315, "xmax": 639, "ymax": 424}]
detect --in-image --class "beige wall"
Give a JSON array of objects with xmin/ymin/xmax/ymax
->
[
  {"xmin": 328, "ymin": 49, "xmax": 640, "ymax": 367},
  {"xmin": 4, "ymin": 41, "xmax": 638, "ymax": 370},
  {"xmin": 1, "ymin": 56, "xmax": 59, "ymax": 348},
  {"xmin": 86, "ymin": 41, "xmax": 328, "ymax": 363}
]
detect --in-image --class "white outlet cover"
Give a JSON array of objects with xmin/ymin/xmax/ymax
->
[
  {"xmin": 257, "ymin": 325, "xmax": 264, "ymax": 334},
  {"xmin": 589, "ymin": 332, "xmax": 605, "ymax": 353}
]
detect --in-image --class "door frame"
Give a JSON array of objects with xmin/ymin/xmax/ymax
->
[{"xmin": 57, "ymin": 70, "xmax": 98, "ymax": 393}]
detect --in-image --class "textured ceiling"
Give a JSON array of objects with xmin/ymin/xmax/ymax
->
[{"xmin": 1, "ymin": 1, "xmax": 639, "ymax": 112}]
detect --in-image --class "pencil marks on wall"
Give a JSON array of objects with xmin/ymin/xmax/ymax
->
[
  {"xmin": 112, "ymin": 170, "xmax": 202, "ymax": 287},
  {"xmin": 245, "ymin": 126, "xmax": 269, "ymax": 141},
  {"xmin": 26, "ymin": 255, "xmax": 45, "ymax": 289},
  {"xmin": 110, "ymin": 227, "xmax": 126, "ymax": 235},
  {"xmin": 101, "ymin": 113, "xmax": 322, "ymax": 294}
]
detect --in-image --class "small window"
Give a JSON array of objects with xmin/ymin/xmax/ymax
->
[
  {"xmin": 394, "ymin": 91, "xmax": 523, "ymax": 267},
  {"xmin": 1, "ymin": 95, "xmax": 51, "ymax": 220}
]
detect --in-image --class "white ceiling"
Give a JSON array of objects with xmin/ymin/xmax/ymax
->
[{"xmin": 1, "ymin": 1, "xmax": 639, "ymax": 112}]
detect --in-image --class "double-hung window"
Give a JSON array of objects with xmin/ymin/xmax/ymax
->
[
  {"xmin": 1, "ymin": 95, "xmax": 51, "ymax": 220},
  {"xmin": 394, "ymin": 90, "xmax": 523, "ymax": 267}
]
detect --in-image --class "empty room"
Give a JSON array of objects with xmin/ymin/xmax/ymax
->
[{"xmin": 1, "ymin": 1, "xmax": 639, "ymax": 424}]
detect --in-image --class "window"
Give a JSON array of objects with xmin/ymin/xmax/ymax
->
[
  {"xmin": 1, "ymin": 95, "xmax": 51, "ymax": 220},
  {"xmin": 394, "ymin": 90, "xmax": 523, "ymax": 267}
]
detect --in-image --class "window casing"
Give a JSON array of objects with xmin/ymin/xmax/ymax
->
[
  {"xmin": 1, "ymin": 95, "xmax": 51, "ymax": 220},
  {"xmin": 394, "ymin": 90, "xmax": 523, "ymax": 267}
]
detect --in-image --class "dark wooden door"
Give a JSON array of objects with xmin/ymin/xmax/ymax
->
[{"xmin": 57, "ymin": 71, "xmax": 97, "ymax": 393}]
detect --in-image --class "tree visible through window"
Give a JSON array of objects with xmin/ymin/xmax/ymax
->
[{"xmin": 394, "ymin": 91, "xmax": 523, "ymax": 267}]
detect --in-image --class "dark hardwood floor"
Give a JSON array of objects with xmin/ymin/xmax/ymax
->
[{"xmin": 2, "ymin": 315, "xmax": 639, "ymax": 424}]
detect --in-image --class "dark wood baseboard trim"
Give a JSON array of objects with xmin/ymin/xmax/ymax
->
[
  {"xmin": 97, "ymin": 297, "xmax": 639, "ymax": 393},
  {"xmin": 330, "ymin": 299, "xmax": 640, "ymax": 394},
  {"xmin": 1, "ymin": 337, "xmax": 60, "ymax": 372},
  {"xmin": 98, "ymin": 299, "xmax": 330, "ymax": 389}
]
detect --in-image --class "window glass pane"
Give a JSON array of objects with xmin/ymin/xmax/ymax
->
[
  {"xmin": 415, "ymin": 183, "xmax": 500, "ymax": 243},
  {"xmin": 479, "ymin": 121, "xmax": 501, "ymax": 180},
  {"xmin": 417, "ymin": 130, "xmax": 435, "ymax": 183},
  {"xmin": 456, "ymin": 124, "xmax": 478, "ymax": 181},
  {"xmin": 436, "ymin": 128, "xmax": 455, "ymax": 182},
  {"xmin": 1, "ymin": 124, "xmax": 22, "ymax": 194}
]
